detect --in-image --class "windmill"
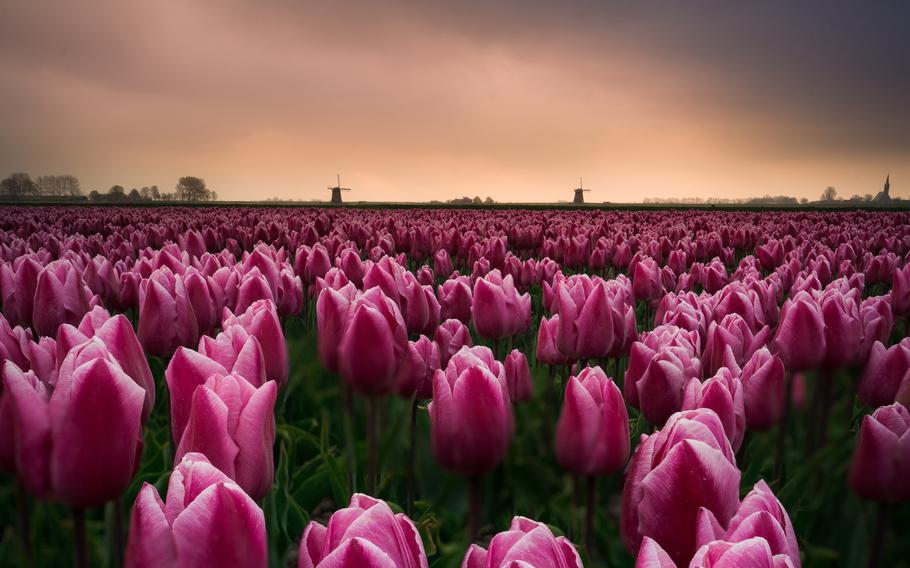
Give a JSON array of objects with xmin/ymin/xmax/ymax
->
[
  {"xmin": 573, "ymin": 177, "xmax": 590, "ymax": 204},
  {"xmin": 328, "ymin": 174, "xmax": 351, "ymax": 204}
]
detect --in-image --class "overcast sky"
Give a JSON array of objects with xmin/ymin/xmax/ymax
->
[{"xmin": 1, "ymin": 0, "xmax": 907, "ymax": 202}]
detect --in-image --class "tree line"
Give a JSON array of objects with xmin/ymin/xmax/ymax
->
[{"xmin": 0, "ymin": 173, "xmax": 217, "ymax": 202}]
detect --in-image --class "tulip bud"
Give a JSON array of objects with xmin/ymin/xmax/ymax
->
[
  {"xmin": 434, "ymin": 318, "xmax": 473, "ymax": 368},
  {"xmin": 174, "ymin": 374, "xmax": 277, "ymax": 500},
  {"xmin": 504, "ymin": 349, "xmax": 534, "ymax": 403},
  {"xmin": 771, "ymin": 292, "xmax": 825, "ymax": 372},
  {"xmin": 621, "ymin": 409, "xmax": 740, "ymax": 565},
  {"xmin": 51, "ymin": 348, "xmax": 145, "ymax": 507},
  {"xmin": 858, "ymin": 339, "xmax": 910, "ymax": 408},
  {"xmin": 33, "ymin": 259, "xmax": 93, "ymax": 337},
  {"xmin": 395, "ymin": 335, "xmax": 441, "ymax": 400},
  {"xmin": 556, "ymin": 366, "xmax": 629, "ymax": 476},
  {"xmin": 297, "ymin": 493, "xmax": 428, "ymax": 568},
  {"xmin": 223, "ymin": 299, "xmax": 289, "ymax": 388},
  {"xmin": 682, "ymin": 368, "xmax": 746, "ymax": 452},
  {"xmin": 429, "ymin": 346, "xmax": 512, "ymax": 475},
  {"xmin": 740, "ymin": 348, "xmax": 786, "ymax": 431},
  {"xmin": 338, "ymin": 288, "xmax": 409, "ymax": 396},
  {"xmin": 849, "ymin": 403, "xmax": 910, "ymax": 502},
  {"xmin": 437, "ymin": 277, "xmax": 473, "ymax": 324},
  {"xmin": 138, "ymin": 269, "xmax": 199, "ymax": 358},
  {"xmin": 462, "ymin": 516, "xmax": 582, "ymax": 568},
  {"xmin": 471, "ymin": 271, "xmax": 530, "ymax": 340},
  {"xmin": 126, "ymin": 453, "xmax": 267, "ymax": 568}
]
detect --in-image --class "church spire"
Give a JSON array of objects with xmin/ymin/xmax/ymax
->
[{"xmin": 885, "ymin": 174, "xmax": 890, "ymax": 196}]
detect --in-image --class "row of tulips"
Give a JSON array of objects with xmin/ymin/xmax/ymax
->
[{"xmin": 1, "ymin": 206, "xmax": 909, "ymax": 567}]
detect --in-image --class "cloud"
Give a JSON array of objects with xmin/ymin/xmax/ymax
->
[{"xmin": 0, "ymin": 0, "xmax": 906, "ymax": 201}]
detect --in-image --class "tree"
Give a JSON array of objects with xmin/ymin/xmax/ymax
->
[
  {"xmin": 128, "ymin": 188, "xmax": 142, "ymax": 201},
  {"xmin": 108, "ymin": 185, "xmax": 126, "ymax": 200},
  {"xmin": 150, "ymin": 185, "xmax": 160, "ymax": 200},
  {"xmin": 175, "ymin": 176, "xmax": 212, "ymax": 202},
  {"xmin": 0, "ymin": 173, "xmax": 39, "ymax": 199},
  {"xmin": 89, "ymin": 190, "xmax": 101, "ymax": 201},
  {"xmin": 820, "ymin": 186, "xmax": 838, "ymax": 201},
  {"xmin": 864, "ymin": 194, "xmax": 873, "ymax": 201},
  {"xmin": 484, "ymin": 196, "xmax": 495, "ymax": 205}
]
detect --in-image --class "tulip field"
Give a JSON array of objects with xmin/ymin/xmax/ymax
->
[{"xmin": 2, "ymin": 205, "xmax": 910, "ymax": 568}]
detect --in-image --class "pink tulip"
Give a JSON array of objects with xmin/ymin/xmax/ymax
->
[
  {"xmin": 682, "ymin": 367, "xmax": 746, "ymax": 451},
  {"xmin": 138, "ymin": 268, "xmax": 199, "ymax": 358},
  {"xmin": 58, "ymin": 307, "xmax": 156, "ymax": 422},
  {"xmin": 174, "ymin": 373, "xmax": 277, "ymax": 501},
  {"xmin": 223, "ymin": 299, "xmax": 289, "ymax": 388},
  {"xmin": 337, "ymin": 248, "xmax": 365, "ymax": 288},
  {"xmin": 632, "ymin": 257, "xmax": 663, "ymax": 303},
  {"xmin": 636, "ymin": 346, "xmax": 702, "ymax": 426},
  {"xmin": 690, "ymin": 538, "xmax": 795, "ymax": 568},
  {"xmin": 235, "ymin": 268, "xmax": 275, "ymax": 314},
  {"xmin": 126, "ymin": 453, "xmax": 267, "ymax": 568},
  {"xmin": 429, "ymin": 346, "xmax": 512, "ymax": 475},
  {"xmin": 504, "ymin": 349, "xmax": 534, "ymax": 403},
  {"xmin": 635, "ymin": 537, "xmax": 676, "ymax": 568},
  {"xmin": 858, "ymin": 339, "xmax": 910, "ymax": 408},
  {"xmin": 694, "ymin": 480, "xmax": 800, "ymax": 566},
  {"xmin": 401, "ymin": 274, "xmax": 441, "ymax": 335},
  {"xmin": 49, "ymin": 338, "xmax": 146, "ymax": 506},
  {"xmin": 1, "ymin": 362, "xmax": 51, "ymax": 497},
  {"xmin": 472, "ymin": 270, "xmax": 530, "ymax": 340},
  {"xmin": 0, "ymin": 256, "xmax": 42, "ymax": 327},
  {"xmin": 702, "ymin": 314, "xmax": 769, "ymax": 376},
  {"xmin": 298, "ymin": 493, "xmax": 428, "ymax": 568},
  {"xmin": 337, "ymin": 287, "xmax": 409, "ymax": 396},
  {"xmin": 771, "ymin": 291, "xmax": 825, "ymax": 372},
  {"xmin": 434, "ymin": 318, "xmax": 474, "ymax": 367},
  {"xmin": 462, "ymin": 516, "xmax": 582, "ymax": 568},
  {"xmin": 198, "ymin": 327, "xmax": 267, "ymax": 387},
  {"xmin": 555, "ymin": 279, "xmax": 614, "ymax": 361},
  {"xmin": 740, "ymin": 348, "xmax": 786, "ymax": 430},
  {"xmin": 395, "ymin": 335, "xmax": 441, "ymax": 400},
  {"xmin": 438, "ymin": 277, "xmax": 473, "ymax": 323},
  {"xmin": 304, "ymin": 244, "xmax": 333, "ymax": 285},
  {"xmin": 819, "ymin": 290, "xmax": 863, "ymax": 368},
  {"xmin": 621, "ymin": 408, "xmax": 740, "ymax": 565},
  {"xmin": 316, "ymin": 284, "xmax": 357, "ymax": 374},
  {"xmin": 858, "ymin": 296, "xmax": 893, "ymax": 364},
  {"xmin": 849, "ymin": 402, "xmax": 910, "ymax": 502},
  {"xmin": 891, "ymin": 264, "xmax": 910, "ymax": 317},
  {"xmin": 536, "ymin": 315, "xmax": 569, "ymax": 366},
  {"xmin": 183, "ymin": 268, "xmax": 219, "ymax": 335},
  {"xmin": 32, "ymin": 259, "xmax": 93, "ymax": 337},
  {"xmin": 434, "ymin": 249, "xmax": 454, "ymax": 278},
  {"xmin": 555, "ymin": 366, "xmax": 629, "ymax": 476}
]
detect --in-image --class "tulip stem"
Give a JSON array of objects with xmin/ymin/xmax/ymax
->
[
  {"xmin": 585, "ymin": 476, "xmax": 596, "ymax": 561},
  {"xmin": 73, "ymin": 507, "xmax": 88, "ymax": 568},
  {"xmin": 343, "ymin": 384, "xmax": 358, "ymax": 493},
  {"xmin": 468, "ymin": 476, "xmax": 482, "ymax": 542},
  {"xmin": 868, "ymin": 502, "xmax": 890, "ymax": 568},
  {"xmin": 367, "ymin": 395, "xmax": 380, "ymax": 495},
  {"xmin": 407, "ymin": 395, "xmax": 418, "ymax": 515},
  {"xmin": 112, "ymin": 497, "xmax": 124, "ymax": 568},
  {"xmin": 17, "ymin": 485, "xmax": 32, "ymax": 566},
  {"xmin": 774, "ymin": 372, "xmax": 794, "ymax": 485}
]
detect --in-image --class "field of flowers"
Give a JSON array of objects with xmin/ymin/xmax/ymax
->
[{"xmin": 0, "ymin": 205, "xmax": 908, "ymax": 567}]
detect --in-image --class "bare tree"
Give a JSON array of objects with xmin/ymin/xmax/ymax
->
[{"xmin": 820, "ymin": 186, "xmax": 838, "ymax": 201}]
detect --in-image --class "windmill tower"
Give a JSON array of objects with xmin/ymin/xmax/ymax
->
[
  {"xmin": 573, "ymin": 177, "xmax": 590, "ymax": 204},
  {"xmin": 328, "ymin": 174, "xmax": 351, "ymax": 204}
]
